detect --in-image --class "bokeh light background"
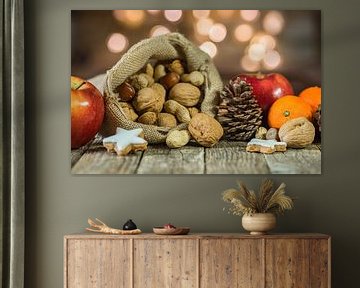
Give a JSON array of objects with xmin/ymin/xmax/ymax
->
[{"xmin": 71, "ymin": 10, "xmax": 320, "ymax": 93}]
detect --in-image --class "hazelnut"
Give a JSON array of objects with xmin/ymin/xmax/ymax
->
[
  {"xmin": 169, "ymin": 83, "xmax": 201, "ymax": 107},
  {"xmin": 188, "ymin": 113, "xmax": 223, "ymax": 147},
  {"xmin": 115, "ymin": 82, "xmax": 136, "ymax": 102},
  {"xmin": 169, "ymin": 59, "xmax": 184, "ymax": 75},
  {"xmin": 159, "ymin": 72, "xmax": 180, "ymax": 90}
]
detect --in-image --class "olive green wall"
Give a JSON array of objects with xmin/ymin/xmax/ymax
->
[{"xmin": 25, "ymin": 0, "xmax": 360, "ymax": 287}]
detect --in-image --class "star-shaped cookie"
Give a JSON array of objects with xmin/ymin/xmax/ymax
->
[
  {"xmin": 246, "ymin": 138, "xmax": 287, "ymax": 154},
  {"xmin": 103, "ymin": 128, "xmax": 148, "ymax": 156}
]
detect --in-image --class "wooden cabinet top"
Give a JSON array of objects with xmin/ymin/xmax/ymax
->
[{"xmin": 65, "ymin": 232, "xmax": 330, "ymax": 240}]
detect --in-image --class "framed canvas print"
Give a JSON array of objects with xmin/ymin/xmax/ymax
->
[{"xmin": 71, "ymin": 10, "xmax": 321, "ymax": 174}]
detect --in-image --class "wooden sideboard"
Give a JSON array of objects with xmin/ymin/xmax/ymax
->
[{"xmin": 64, "ymin": 233, "xmax": 330, "ymax": 288}]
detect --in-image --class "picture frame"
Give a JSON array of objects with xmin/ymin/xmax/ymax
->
[{"xmin": 71, "ymin": 10, "xmax": 322, "ymax": 175}]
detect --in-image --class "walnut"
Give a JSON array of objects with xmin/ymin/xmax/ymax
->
[
  {"xmin": 279, "ymin": 117, "xmax": 315, "ymax": 148},
  {"xmin": 128, "ymin": 74, "xmax": 149, "ymax": 91},
  {"xmin": 188, "ymin": 113, "xmax": 223, "ymax": 147},
  {"xmin": 255, "ymin": 127, "xmax": 267, "ymax": 140},
  {"xmin": 137, "ymin": 111, "xmax": 157, "ymax": 125},
  {"xmin": 132, "ymin": 87, "xmax": 165, "ymax": 114},
  {"xmin": 157, "ymin": 113, "xmax": 177, "ymax": 128},
  {"xmin": 118, "ymin": 102, "xmax": 138, "ymax": 121},
  {"xmin": 169, "ymin": 83, "xmax": 201, "ymax": 107}
]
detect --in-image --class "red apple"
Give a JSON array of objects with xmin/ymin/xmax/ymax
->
[
  {"xmin": 234, "ymin": 73, "xmax": 294, "ymax": 112},
  {"xmin": 163, "ymin": 223, "xmax": 176, "ymax": 229},
  {"xmin": 71, "ymin": 76, "xmax": 104, "ymax": 149}
]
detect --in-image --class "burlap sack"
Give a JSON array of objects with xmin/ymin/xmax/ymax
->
[{"xmin": 102, "ymin": 33, "xmax": 223, "ymax": 143}]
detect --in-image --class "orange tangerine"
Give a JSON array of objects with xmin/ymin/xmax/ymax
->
[
  {"xmin": 267, "ymin": 95, "xmax": 313, "ymax": 129},
  {"xmin": 299, "ymin": 86, "xmax": 321, "ymax": 114}
]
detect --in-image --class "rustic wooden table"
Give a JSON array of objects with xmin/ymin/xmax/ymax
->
[{"xmin": 71, "ymin": 137, "xmax": 321, "ymax": 174}]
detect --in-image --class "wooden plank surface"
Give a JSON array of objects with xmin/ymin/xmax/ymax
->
[
  {"xmin": 265, "ymin": 239, "xmax": 310, "ymax": 288},
  {"xmin": 133, "ymin": 239, "xmax": 198, "ymax": 288},
  {"xmin": 205, "ymin": 141, "xmax": 270, "ymax": 174},
  {"xmin": 200, "ymin": 239, "xmax": 264, "ymax": 288},
  {"xmin": 71, "ymin": 136, "xmax": 101, "ymax": 168},
  {"xmin": 72, "ymin": 139, "xmax": 142, "ymax": 174},
  {"xmin": 264, "ymin": 145, "xmax": 321, "ymax": 174},
  {"xmin": 66, "ymin": 239, "xmax": 131, "ymax": 288},
  {"xmin": 71, "ymin": 141, "xmax": 321, "ymax": 174},
  {"xmin": 137, "ymin": 143, "xmax": 204, "ymax": 174}
]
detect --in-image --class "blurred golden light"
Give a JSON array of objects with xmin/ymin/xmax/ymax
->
[
  {"xmin": 263, "ymin": 11, "xmax": 284, "ymax": 35},
  {"xmin": 113, "ymin": 10, "xmax": 145, "ymax": 27},
  {"xmin": 107, "ymin": 33, "xmax": 128, "ymax": 53},
  {"xmin": 217, "ymin": 10, "xmax": 235, "ymax": 19},
  {"xmin": 234, "ymin": 24, "xmax": 253, "ymax": 42},
  {"xmin": 147, "ymin": 10, "xmax": 160, "ymax": 15},
  {"xmin": 112, "ymin": 10, "xmax": 123, "ymax": 21},
  {"xmin": 263, "ymin": 50, "xmax": 281, "ymax": 69},
  {"xmin": 199, "ymin": 41, "xmax": 218, "ymax": 58},
  {"xmin": 150, "ymin": 25, "xmax": 171, "ymax": 37},
  {"xmin": 240, "ymin": 10, "xmax": 259, "ymax": 22},
  {"xmin": 209, "ymin": 23, "xmax": 227, "ymax": 42},
  {"xmin": 196, "ymin": 18, "xmax": 214, "ymax": 36},
  {"xmin": 257, "ymin": 34, "xmax": 277, "ymax": 50},
  {"xmin": 164, "ymin": 10, "xmax": 183, "ymax": 22},
  {"xmin": 248, "ymin": 43, "xmax": 266, "ymax": 61},
  {"xmin": 241, "ymin": 55, "xmax": 261, "ymax": 72},
  {"xmin": 193, "ymin": 10, "xmax": 210, "ymax": 19}
]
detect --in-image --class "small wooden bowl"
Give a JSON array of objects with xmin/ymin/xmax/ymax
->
[{"xmin": 153, "ymin": 227, "xmax": 190, "ymax": 235}]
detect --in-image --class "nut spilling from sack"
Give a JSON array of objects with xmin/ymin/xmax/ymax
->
[
  {"xmin": 115, "ymin": 59, "xmax": 204, "ymax": 128},
  {"xmin": 112, "ymin": 59, "xmax": 224, "ymax": 148}
]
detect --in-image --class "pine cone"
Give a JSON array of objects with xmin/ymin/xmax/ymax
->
[
  {"xmin": 217, "ymin": 78, "xmax": 263, "ymax": 141},
  {"xmin": 314, "ymin": 104, "xmax": 321, "ymax": 133}
]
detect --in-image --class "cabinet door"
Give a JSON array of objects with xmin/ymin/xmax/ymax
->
[
  {"xmin": 266, "ymin": 239, "xmax": 310, "ymax": 288},
  {"xmin": 200, "ymin": 239, "xmax": 264, "ymax": 288},
  {"xmin": 66, "ymin": 239, "xmax": 131, "ymax": 288},
  {"xmin": 133, "ymin": 239, "xmax": 198, "ymax": 288},
  {"xmin": 309, "ymin": 239, "xmax": 330, "ymax": 288}
]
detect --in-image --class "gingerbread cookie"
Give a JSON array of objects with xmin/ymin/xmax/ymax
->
[
  {"xmin": 103, "ymin": 128, "xmax": 148, "ymax": 156},
  {"xmin": 246, "ymin": 138, "xmax": 287, "ymax": 154}
]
